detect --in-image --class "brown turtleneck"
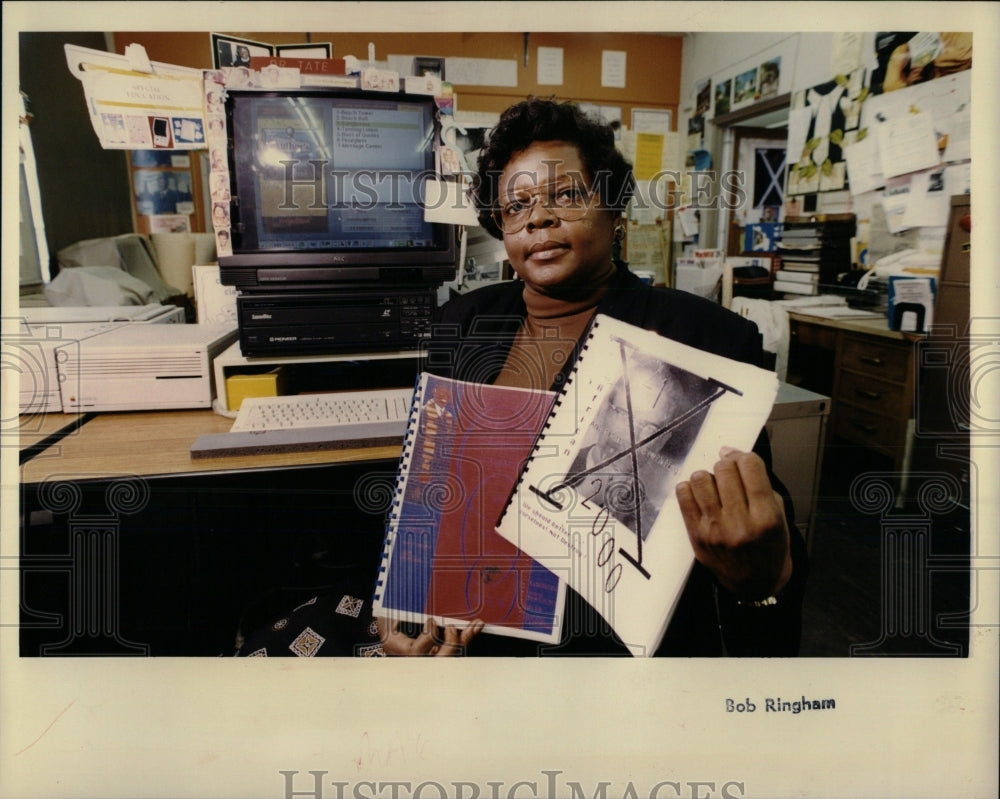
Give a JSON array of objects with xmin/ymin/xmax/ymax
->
[{"xmin": 494, "ymin": 264, "xmax": 617, "ymax": 391}]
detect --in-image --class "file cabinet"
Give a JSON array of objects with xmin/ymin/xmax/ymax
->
[{"xmin": 831, "ymin": 331, "xmax": 915, "ymax": 470}]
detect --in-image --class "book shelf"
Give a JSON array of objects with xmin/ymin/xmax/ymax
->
[{"xmin": 779, "ymin": 213, "xmax": 855, "ymax": 288}]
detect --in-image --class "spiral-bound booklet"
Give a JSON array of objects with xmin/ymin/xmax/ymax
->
[
  {"xmin": 373, "ymin": 373, "xmax": 565, "ymax": 643},
  {"xmin": 495, "ymin": 315, "xmax": 780, "ymax": 656}
]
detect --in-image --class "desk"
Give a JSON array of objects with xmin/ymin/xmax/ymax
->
[
  {"xmin": 787, "ymin": 309, "xmax": 920, "ymax": 491},
  {"xmin": 20, "ymin": 409, "xmax": 402, "ymax": 482},
  {"xmin": 18, "ymin": 411, "xmax": 91, "ymax": 462},
  {"xmin": 19, "ymin": 409, "xmax": 401, "ymax": 656}
]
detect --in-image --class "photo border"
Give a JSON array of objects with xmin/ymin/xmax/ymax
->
[
  {"xmin": 414, "ymin": 55, "xmax": 445, "ymax": 80},
  {"xmin": 276, "ymin": 42, "xmax": 332, "ymax": 58},
  {"xmin": 210, "ymin": 33, "xmax": 273, "ymax": 69}
]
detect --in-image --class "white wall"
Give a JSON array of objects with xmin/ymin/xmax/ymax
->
[{"xmin": 679, "ymin": 31, "xmax": 877, "ymax": 129}]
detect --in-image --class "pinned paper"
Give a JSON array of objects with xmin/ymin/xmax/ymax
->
[
  {"xmin": 361, "ymin": 68, "xmax": 400, "ymax": 92},
  {"xmin": 633, "ymin": 133, "xmax": 665, "ymax": 181},
  {"xmin": 900, "ymin": 167, "xmax": 950, "ymax": 229},
  {"xmin": 65, "ymin": 43, "xmax": 206, "ymax": 150},
  {"xmin": 876, "ymin": 112, "xmax": 940, "ymax": 179},
  {"xmin": 843, "ymin": 134, "xmax": 885, "ymax": 196},
  {"xmin": 404, "ymin": 74, "xmax": 442, "ymax": 96},
  {"xmin": 624, "ymin": 224, "xmax": 667, "ymax": 284},
  {"xmin": 537, "ymin": 46, "xmax": 564, "ymax": 86},
  {"xmin": 423, "ymin": 178, "xmax": 479, "ymax": 227},
  {"xmin": 601, "ymin": 50, "xmax": 626, "ymax": 88}
]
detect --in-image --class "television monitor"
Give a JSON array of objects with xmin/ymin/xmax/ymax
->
[{"xmin": 219, "ymin": 88, "xmax": 457, "ymax": 291}]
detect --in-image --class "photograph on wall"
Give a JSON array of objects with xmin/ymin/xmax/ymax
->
[
  {"xmin": 133, "ymin": 168, "xmax": 194, "ymax": 216},
  {"xmin": 870, "ymin": 32, "xmax": 972, "ymax": 94},
  {"xmin": 414, "ymin": 56, "xmax": 445, "ymax": 80},
  {"xmin": 759, "ymin": 56, "xmax": 781, "ymax": 98},
  {"xmin": 211, "ymin": 33, "xmax": 273, "ymax": 69},
  {"xmin": 689, "ymin": 78, "xmax": 711, "ymax": 147},
  {"xmin": 733, "ymin": 66, "xmax": 758, "ymax": 105},
  {"xmin": 694, "ymin": 77, "xmax": 711, "ymax": 118},
  {"xmin": 686, "ymin": 113, "xmax": 704, "ymax": 150},
  {"xmin": 713, "ymin": 78, "xmax": 732, "ymax": 116}
]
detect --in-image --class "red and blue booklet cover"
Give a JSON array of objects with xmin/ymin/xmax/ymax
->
[{"xmin": 373, "ymin": 373, "xmax": 565, "ymax": 643}]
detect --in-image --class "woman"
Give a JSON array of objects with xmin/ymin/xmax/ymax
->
[{"xmin": 378, "ymin": 98, "xmax": 806, "ymax": 657}]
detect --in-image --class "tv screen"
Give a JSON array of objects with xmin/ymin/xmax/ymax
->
[{"xmin": 220, "ymin": 89, "xmax": 456, "ymax": 290}]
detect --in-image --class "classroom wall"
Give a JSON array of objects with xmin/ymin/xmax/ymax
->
[{"xmin": 113, "ymin": 31, "xmax": 684, "ymax": 122}]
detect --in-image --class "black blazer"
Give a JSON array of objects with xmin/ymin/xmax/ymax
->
[{"xmin": 426, "ymin": 266, "xmax": 806, "ymax": 656}]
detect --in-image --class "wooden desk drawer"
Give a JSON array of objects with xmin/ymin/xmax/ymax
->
[
  {"xmin": 833, "ymin": 405, "xmax": 907, "ymax": 452},
  {"xmin": 841, "ymin": 334, "xmax": 910, "ymax": 382},
  {"xmin": 790, "ymin": 320, "xmax": 838, "ymax": 349},
  {"xmin": 837, "ymin": 371, "xmax": 907, "ymax": 415}
]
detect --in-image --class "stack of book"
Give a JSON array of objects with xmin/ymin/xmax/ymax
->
[
  {"xmin": 772, "ymin": 268, "xmax": 819, "ymax": 295},
  {"xmin": 774, "ymin": 214, "xmax": 855, "ymax": 296}
]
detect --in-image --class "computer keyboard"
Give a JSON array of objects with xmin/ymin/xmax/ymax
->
[
  {"xmin": 230, "ymin": 389, "xmax": 413, "ymax": 432},
  {"xmin": 190, "ymin": 388, "xmax": 414, "ymax": 459}
]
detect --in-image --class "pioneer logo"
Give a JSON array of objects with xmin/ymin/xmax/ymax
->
[
  {"xmin": 269, "ymin": 336, "xmax": 298, "ymax": 342},
  {"xmin": 251, "ymin": 313, "xmax": 274, "ymax": 320}
]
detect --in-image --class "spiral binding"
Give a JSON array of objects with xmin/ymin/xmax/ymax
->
[{"xmin": 371, "ymin": 372, "xmax": 425, "ymax": 608}]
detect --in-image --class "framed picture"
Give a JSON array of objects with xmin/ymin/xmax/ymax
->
[
  {"xmin": 714, "ymin": 79, "xmax": 732, "ymax": 117},
  {"xmin": 414, "ymin": 56, "xmax": 445, "ymax": 81},
  {"xmin": 211, "ymin": 33, "xmax": 273, "ymax": 69},
  {"xmin": 733, "ymin": 67, "xmax": 758, "ymax": 106},
  {"xmin": 133, "ymin": 168, "xmax": 195, "ymax": 217},
  {"xmin": 277, "ymin": 43, "xmax": 332, "ymax": 59},
  {"xmin": 759, "ymin": 57, "xmax": 781, "ymax": 99}
]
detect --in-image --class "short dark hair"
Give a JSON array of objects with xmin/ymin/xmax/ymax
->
[{"xmin": 473, "ymin": 98, "xmax": 635, "ymax": 237}]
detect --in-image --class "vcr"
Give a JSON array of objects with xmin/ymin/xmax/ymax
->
[{"xmin": 236, "ymin": 288, "xmax": 436, "ymax": 357}]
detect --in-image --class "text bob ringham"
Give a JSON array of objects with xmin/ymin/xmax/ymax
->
[{"xmin": 726, "ymin": 696, "xmax": 836, "ymax": 714}]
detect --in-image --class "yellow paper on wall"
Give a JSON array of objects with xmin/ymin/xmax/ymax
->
[{"xmin": 633, "ymin": 132, "xmax": 665, "ymax": 180}]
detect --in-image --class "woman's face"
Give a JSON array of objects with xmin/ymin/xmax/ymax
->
[{"xmin": 498, "ymin": 141, "xmax": 617, "ymax": 296}]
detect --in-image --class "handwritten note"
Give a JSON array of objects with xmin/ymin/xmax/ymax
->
[{"xmin": 876, "ymin": 113, "xmax": 941, "ymax": 179}]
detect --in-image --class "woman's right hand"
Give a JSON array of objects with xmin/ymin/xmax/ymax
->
[{"xmin": 376, "ymin": 617, "xmax": 483, "ymax": 656}]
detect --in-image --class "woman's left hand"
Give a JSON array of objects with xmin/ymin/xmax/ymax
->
[{"xmin": 676, "ymin": 447, "xmax": 793, "ymax": 600}]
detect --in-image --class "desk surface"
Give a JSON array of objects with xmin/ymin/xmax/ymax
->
[
  {"xmin": 786, "ymin": 309, "xmax": 918, "ymax": 341},
  {"xmin": 20, "ymin": 409, "xmax": 402, "ymax": 484},
  {"xmin": 18, "ymin": 411, "xmax": 89, "ymax": 451}
]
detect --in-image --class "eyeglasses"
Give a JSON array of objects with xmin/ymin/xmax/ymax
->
[{"xmin": 491, "ymin": 182, "xmax": 595, "ymax": 234}]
